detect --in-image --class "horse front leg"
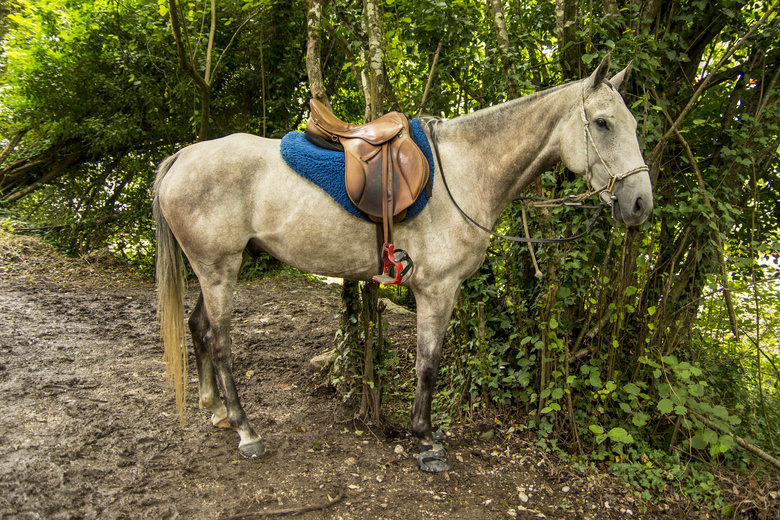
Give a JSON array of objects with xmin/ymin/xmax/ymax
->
[
  {"xmin": 411, "ymin": 282, "xmax": 460, "ymax": 472},
  {"xmin": 198, "ymin": 260, "xmax": 266, "ymax": 459},
  {"xmin": 189, "ymin": 293, "xmax": 229, "ymax": 428}
]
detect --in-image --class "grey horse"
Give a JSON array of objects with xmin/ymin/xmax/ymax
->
[{"xmin": 152, "ymin": 54, "xmax": 653, "ymax": 472}]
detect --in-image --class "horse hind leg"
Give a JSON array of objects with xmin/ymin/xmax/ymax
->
[
  {"xmin": 189, "ymin": 293, "xmax": 229, "ymax": 428},
  {"xmin": 196, "ymin": 254, "xmax": 266, "ymax": 459}
]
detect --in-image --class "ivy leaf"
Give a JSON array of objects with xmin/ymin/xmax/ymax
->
[
  {"xmin": 702, "ymin": 429, "xmax": 719, "ymax": 445},
  {"xmin": 710, "ymin": 435, "xmax": 735, "ymax": 456},
  {"xmin": 582, "ymin": 53, "xmax": 599, "ymax": 64},
  {"xmin": 690, "ymin": 433, "xmax": 708, "ymax": 450}
]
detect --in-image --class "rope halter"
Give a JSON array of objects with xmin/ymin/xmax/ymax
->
[{"xmin": 579, "ymin": 82, "xmax": 649, "ymax": 206}]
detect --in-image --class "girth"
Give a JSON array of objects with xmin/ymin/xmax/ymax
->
[{"xmin": 306, "ymin": 99, "xmax": 430, "ymax": 284}]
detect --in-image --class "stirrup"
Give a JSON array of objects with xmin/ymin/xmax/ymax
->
[{"xmin": 373, "ymin": 244, "xmax": 413, "ymax": 285}]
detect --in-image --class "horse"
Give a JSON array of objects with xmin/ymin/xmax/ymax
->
[{"xmin": 152, "ymin": 54, "xmax": 653, "ymax": 472}]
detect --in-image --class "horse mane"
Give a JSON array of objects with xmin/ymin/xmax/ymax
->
[{"xmin": 442, "ymin": 80, "xmax": 578, "ymax": 129}]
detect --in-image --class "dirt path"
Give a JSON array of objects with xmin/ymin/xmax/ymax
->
[{"xmin": 0, "ymin": 233, "xmax": 695, "ymax": 519}]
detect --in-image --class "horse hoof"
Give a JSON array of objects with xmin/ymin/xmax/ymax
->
[
  {"xmin": 239, "ymin": 440, "xmax": 267, "ymax": 459},
  {"xmin": 211, "ymin": 414, "xmax": 230, "ymax": 429},
  {"xmin": 418, "ymin": 429, "xmax": 451, "ymax": 472},
  {"xmin": 419, "ymin": 448, "xmax": 451, "ymax": 473}
]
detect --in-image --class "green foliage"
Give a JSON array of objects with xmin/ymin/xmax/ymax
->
[
  {"xmin": 427, "ymin": 2, "xmax": 780, "ymax": 488},
  {"xmin": 2, "ymin": 0, "xmax": 779, "ymax": 506}
]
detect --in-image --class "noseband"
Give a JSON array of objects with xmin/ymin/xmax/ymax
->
[{"xmin": 579, "ymin": 82, "xmax": 649, "ymax": 205}]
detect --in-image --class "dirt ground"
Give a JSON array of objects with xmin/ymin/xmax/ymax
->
[{"xmin": 0, "ymin": 231, "xmax": 771, "ymax": 520}]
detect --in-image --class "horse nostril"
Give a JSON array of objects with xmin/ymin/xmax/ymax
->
[{"xmin": 634, "ymin": 196, "xmax": 645, "ymax": 215}]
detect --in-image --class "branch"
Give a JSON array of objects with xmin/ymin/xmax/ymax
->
[
  {"xmin": 211, "ymin": 8, "xmax": 261, "ymax": 82},
  {"xmin": 649, "ymin": 0, "xmax": 780, "ymax": 164},
  {"xmin": 666, "ymin": 275, "xmax": 780, "ymax": 321},
  {"xmin": 203, "ymin": 0, "xmax": 216, "ymax": 84},
  {"xmin": 650, "ymin": 88, "xmax": 740, "ymax": 339},
  {"xmin": 0, "ymin": 127, "xmax": 30, "ymax": 168},
  {"xmin": 167, "ymin": 0, "xmax": 209, "ymax": 91},
  {"xmin": 450, "ymin": 70, "xmax": 488, "ymax": 108},
  {"xmin": 226, "ymin": 489, "xmax": 346, "ymax": 519},
  {"xmin": 696, "ymin": 55, "xmax": 776, "ymax": 91},
  {"xmin": 572, "ymin": 308, "xmax": 614, "ymax": 353},
  {"xmin": 692, "ymin": 412, "xmax": 780, "ymax": 471},
  {"xmin": 3, "ymin": 149, "xmax": 83, "ymax": 204},
  {"xmin": 1, "ymin": 157, "xmax": 50, "ymax": 188},
  {"xmin": 326, "ymin": 23, "xmax": 366, "ymax": 103},
  {"xmin": 418, "ymin": 39, "xmax": 443, "ymax": 116}
]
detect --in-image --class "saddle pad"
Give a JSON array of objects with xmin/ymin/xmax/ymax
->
[{"xmin": 280, "ymin": 118, "xmax": 434, "ymax": 222}]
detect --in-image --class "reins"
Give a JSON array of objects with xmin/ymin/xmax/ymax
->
[{"xmin": 426, "ymin": 80, "xmax": 649, "ymax": 245}]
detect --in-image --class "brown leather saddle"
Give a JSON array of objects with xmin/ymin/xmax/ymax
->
[{"xmin": 306, "ymin": 99, "xmax": 430, "ymax": 284}]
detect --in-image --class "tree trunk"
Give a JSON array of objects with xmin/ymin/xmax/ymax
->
[
  {"xmin": 364, "ymin": 0, "xmax": 385, "ymax": 120},
  {"xmin": 306, "ymin": 0, "xmax": 332, "ymax": 110},
  {"xmin": 602, "ymin": 0, "xmax": 618, "ymax": 16},
  {"xmin": 355, "ymin": 0, "xmax": 386, "ymax": 422},
  {"xmin": 487, "ymin": 0, "xmax": 519, "ymax": 98},
  {"xmin": 555, "ymin": 0, "xmax": 579, "ymax": 79}
]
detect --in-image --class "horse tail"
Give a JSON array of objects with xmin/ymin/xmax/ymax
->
[{"xmin": 152, "ymin": 154, "xmax": 187, "ymax": 425}]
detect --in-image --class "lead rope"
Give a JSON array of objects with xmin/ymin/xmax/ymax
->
[
  {"xmin": 427, "ymin": 120, "xmax": 607, "ymax": 245},
  {"xmin": 426, "ymin": 81, "xmax": 650, "ymax": 250}
]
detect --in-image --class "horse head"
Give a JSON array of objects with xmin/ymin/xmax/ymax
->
[{"xmin": 560, "ymin": 54, "xmax": 654, "ymax": 227}]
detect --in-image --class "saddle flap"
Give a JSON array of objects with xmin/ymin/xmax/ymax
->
[{"xmin": 343, "ymin": 132, "xmax": 429, "ymax": 221}]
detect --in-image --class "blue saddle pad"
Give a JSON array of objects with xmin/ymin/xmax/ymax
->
[{"xmin": 280, "ymin": 117, "xmax": 434, "ymax": 222}]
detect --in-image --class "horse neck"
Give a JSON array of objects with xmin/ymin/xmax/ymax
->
[{"xmin": 435, "ymin": 82, "xmax": 579, "ymax": 225}]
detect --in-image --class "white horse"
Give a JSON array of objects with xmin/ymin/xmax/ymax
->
[{"xmin": 153, "ymin": 55, "xmax": 653, "ymax": 472}]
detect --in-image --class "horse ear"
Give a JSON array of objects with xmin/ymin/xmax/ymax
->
[
  {"xmin": 586, "ymin": 53, "xmax": 611, "ymax": 90},
  {"xmin": 610, "ymin": 61, "xmax": 633, "ymax": 93}
]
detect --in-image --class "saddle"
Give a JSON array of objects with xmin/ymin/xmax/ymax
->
[{"xmin": 306, "ymin": 99, "xmax": 430, "ymax": 284}]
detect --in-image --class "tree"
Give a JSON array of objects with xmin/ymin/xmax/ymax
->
[
  {"xmin": 305, "ymin": 0, "xmax": 390, "ymax": 424},
  {"xmin": 488, "ymin": 0, "xmax": 519, "ymax": 97},
  {"xmin": 2, "ymin": 0, "xmax": 779, "ymax": 476},
  {"xmin": 165, "ymin": 0, "xmax": 260, "ymax": 141}
]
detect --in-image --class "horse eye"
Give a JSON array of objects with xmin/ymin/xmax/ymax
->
[{"xmin": 596, "ymin": 118, "xmax": 608, "ymax": 129}]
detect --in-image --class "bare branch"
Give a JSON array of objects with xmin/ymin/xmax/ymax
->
[
  {"xmin": 4, "ymin": 149, "xmax": 83, "ymax": 204},
  {"xmin": 418, "ymin": 39, "xmax": 443, "ymax": 116},
  {"xmin": 211, "ymin": 9, "xmax": 261, "ymax": 83}
]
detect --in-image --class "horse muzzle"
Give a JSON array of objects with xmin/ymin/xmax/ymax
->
[{"xmin": 611, "ymin": 190, "xmax": 653, "ymax": 227}]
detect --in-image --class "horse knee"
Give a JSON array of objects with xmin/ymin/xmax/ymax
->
[{"xmin": 419, "ymin": 365, "xmax": 438, "ymax": 388}]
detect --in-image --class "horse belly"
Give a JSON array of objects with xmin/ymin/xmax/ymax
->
[{"xmin": 248, "ymin": 182, "xmax": 381, "ymax": 280}]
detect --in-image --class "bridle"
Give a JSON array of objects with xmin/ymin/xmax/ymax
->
[
  {"xmin": 426, "ymin": 81, "xmax": 649, "ymax": 245},
  {"xmin": 577, "ymin": 82, "xmax": 649, "ymax": 206}
]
